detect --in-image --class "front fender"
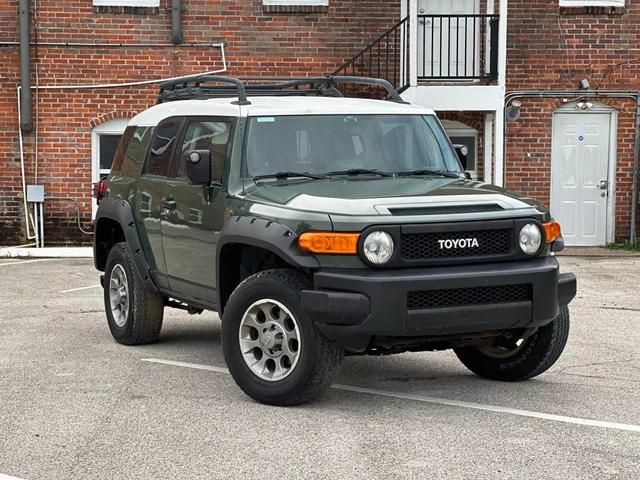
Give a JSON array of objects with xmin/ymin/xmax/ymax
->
[{"xmin": 216, "ymin": 216, "xmax": 320, "ymax": 306}]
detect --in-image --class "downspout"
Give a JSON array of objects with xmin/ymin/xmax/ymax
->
[
  {"xmin": 504, "ymin": 90, "xmax": 639, "ymax": 245},
  {"xmin": 631, "ymin": 94, "xmax": 639, "ymax": 244},
  {"xmin": 19, "ymin": 0, "xmax": 32, "ymax": 133},
  {"xmin": 171, "ymin": 0, "xmax": 182, "ymax": 45}
]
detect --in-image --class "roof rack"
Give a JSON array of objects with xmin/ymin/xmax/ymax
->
[{"xmin": 156, "ymin": 75, "xmax": 408, "ymax": 105}]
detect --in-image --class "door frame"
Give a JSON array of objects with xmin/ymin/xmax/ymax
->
[{"xmin": 550, "ymin": 102, "xmax": 617, "ymax": 245}]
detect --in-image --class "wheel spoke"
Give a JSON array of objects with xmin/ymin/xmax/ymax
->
[{"xmin": 239, "ymin": 337, "xmax": 260, "ymax": 354}]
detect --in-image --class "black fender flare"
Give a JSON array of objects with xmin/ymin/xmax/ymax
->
[
  {"xmin": 93, "ymin": 197, "xmax": 159, "ymax": 292},
  {"xmin": 216, "ymin": 216, "xmax": 319, "ymax": 307}
]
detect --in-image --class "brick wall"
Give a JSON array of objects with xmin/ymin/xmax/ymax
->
[
  {"xmin": 506, "ymin": 2, "xmax": 639, "ymax": 243},
  {"xmin": 0, "ymin": 0, "xmax": 399, "ymax": 244}
]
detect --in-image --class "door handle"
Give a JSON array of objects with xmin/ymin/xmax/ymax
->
[
  {"xmin": 161, "ymin": 199, "xmax": 177, "ymax": 210},
  {"xmin": 599, "ymin": 180, "xmax": 608, "ymax": 198}
]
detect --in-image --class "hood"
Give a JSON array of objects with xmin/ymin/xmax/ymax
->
[{"xmin": 242, "ymin": 177, "xmax": 546, "ymax": 217}]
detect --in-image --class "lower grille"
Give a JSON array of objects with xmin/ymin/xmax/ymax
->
[{"xmin": 407, "ymin": 284, "xmax": 532, "ymax": 310}]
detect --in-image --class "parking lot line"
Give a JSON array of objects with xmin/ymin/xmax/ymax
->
[
  {"xmin": 60, "ymin": 284, "xmax": 101, "ymax": 293},
  {"xmin": 142, "ymin": 357, "xmax": 640, "ymax": 434},
  {"xmin": 0, "ymin": 259, "xmax": 55, "ymax": 267},
  {"xmin": 0, "ymin": 473, "xmax": 26, "ymax": 480}
]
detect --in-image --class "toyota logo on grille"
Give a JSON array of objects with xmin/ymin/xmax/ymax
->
[{"xmin": 438, "ymin": 238, "xmax": 480, "ymax": 249}]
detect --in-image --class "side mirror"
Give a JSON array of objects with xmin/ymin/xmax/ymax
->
[
  {"xmin": 185, "ymin": 150, "xmax": 211, "ymax": 185},
  {"xmin": 464, "ymin": 171, "xmax": 472, "ymax": 180}
]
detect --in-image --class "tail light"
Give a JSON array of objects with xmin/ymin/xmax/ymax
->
[{"xmin": 92, "ymin": 178, "xmax": 107, "ymax": 203}]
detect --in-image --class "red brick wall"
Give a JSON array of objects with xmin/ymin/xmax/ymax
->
[
  {"xmin": 0, "ymin": 0, "xmax": 399, "ymax": 244},
  {"xmin": 506, "ymin": 3, "xmax": 639, "ymax": 243}
]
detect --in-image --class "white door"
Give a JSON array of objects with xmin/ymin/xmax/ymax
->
[
  {"xmin": 417, "ymin": 0, "xmax": 479, "ymax": 78},
  {"xmin": 551, "ymin": 112, "xmax": 612, "ymax": 246}
]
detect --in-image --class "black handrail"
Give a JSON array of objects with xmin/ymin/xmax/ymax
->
[
  {"xmin": 332, "ymin": 13, "xmax": 500, "ymax": 89},
  {"xmin": 333, "ymin": 17, "xmax": 409, "ymax": 95},
  {"xmin": 417, "ymin": 14, "xmax": 499, "ymax": 80}
]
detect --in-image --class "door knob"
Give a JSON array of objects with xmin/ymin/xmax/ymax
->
[{"xmin": 599, "ymin": 180, "xmax": 608, "ymax": 190}]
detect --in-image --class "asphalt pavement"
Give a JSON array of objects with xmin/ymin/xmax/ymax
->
[{"xmin": 0, "ymin": 256, "xmax": 639, "ymax": 479}]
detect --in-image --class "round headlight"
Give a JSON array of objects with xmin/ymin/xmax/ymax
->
[
  {"xmin": 363, "ymin": 231, "xmax": 394, "ymax": 264},
  {"xmin": 519, "ymin": 223, "xmax": 542, "ymax": 255}
]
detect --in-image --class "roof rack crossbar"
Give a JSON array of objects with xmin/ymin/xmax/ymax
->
[
  {"xmin": 156, "ymin": 75, "xmax": 406, "ymax": 104},
  {"xmin": 158, "ymin": 75, "xmax": 250, "ymax": 105}
]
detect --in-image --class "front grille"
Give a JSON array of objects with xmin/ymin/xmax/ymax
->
[
  {"xmin": 407, "ymin": 284, "xmax": 532, "ymax": 310},
  {"xmin": 401, "ymin": 229, "xmax": 512, "ymax": 260}
]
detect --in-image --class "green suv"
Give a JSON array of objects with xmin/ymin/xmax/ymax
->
[{"xmin": 93, "ymin": 76, "xmax": 576, "ymax": 406}]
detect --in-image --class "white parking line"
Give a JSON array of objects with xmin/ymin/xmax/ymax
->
[
  {"xmin": 60, "ymin": 285, "xmax": 101, "ymax": 293},
  {"xmin": 142, "ymin": 357, "xmax": 640, "ymax": 434},
  {"xmin": 0, "ymin": 259, "xmax": 55, "ymax": 267},
  {"xmin": 0, "ymin": 473, "xmax": 27, "ymax": 480}
]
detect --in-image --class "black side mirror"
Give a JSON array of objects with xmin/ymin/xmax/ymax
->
[
  {"xmin": 185, "ymin": 150, "xmax": 211, "ymax": 185},
  {"xmin": 464, "ymin": 171, "xmax": 472, "ymax": 180}
]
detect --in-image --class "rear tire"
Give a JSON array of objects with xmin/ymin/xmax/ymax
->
[
  {"xmin": 104, "ymin": 242, "xmax": 164, "ymax": 345},
  {"xmin": 454, "ymin": 305, "xmax": 570, "ymax": 381},
  {"xmin": 222, "ymin": 269, "xmax": 344, "ymax": 406}
]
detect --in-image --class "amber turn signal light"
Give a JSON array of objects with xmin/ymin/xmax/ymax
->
[
  {"xmin": 543, "ymin": 221, "xmax": 562, "ymax": 243},
  {"xmin": 298, "ymin": 232, "xmax": 360, "ymax": 255}
]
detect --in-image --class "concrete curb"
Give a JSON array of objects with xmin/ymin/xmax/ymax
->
[{"xmin": 0, "ymin": 247, "xmax": 92, "ymax": 258}]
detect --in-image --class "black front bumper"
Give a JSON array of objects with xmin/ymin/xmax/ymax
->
[{"xmin": 301, "ymin": 256, "xmax": 576, "ymax": 351}]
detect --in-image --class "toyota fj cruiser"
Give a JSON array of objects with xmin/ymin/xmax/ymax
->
[{"xmin": 93, "ymin": 76, "xmax": 577, "ymax": 406}]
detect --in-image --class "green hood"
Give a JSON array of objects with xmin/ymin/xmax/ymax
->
[{"xmin": 242, "ymin": 177, "xmax": 545, "ymax": 217}]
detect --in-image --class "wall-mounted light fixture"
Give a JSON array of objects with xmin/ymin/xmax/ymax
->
[
  {"xmin": 576, "ymin": 102, "xmax": 594, "ymax": 111},
  {"xmin": 506, "ymin": 100, "xmax": 522, "ymax": 122}
]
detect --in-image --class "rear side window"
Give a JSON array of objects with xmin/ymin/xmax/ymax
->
[
  {"xmin": 119, "ymin": 126, "xmax": 153, "ymax": 177},
  {"xmin": 109, "ymin": 127, "xmax": 134, "ymax": 173},
  {"xmin": 176, "ymin": 120, "xmax": 233, "ymax": 181},
  {"xmin": 144, "ymin": 119, "xmax": 182, "ymax": 176}
]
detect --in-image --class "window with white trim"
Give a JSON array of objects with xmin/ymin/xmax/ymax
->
[
  {"xmin": 442, "ymin": 120, "xmax": 479, "ymax": 180},
  {"xmin": 91, "ymin": 118, "xmax": 128, "ymax": 217},
  {"xmin": 93, "ymin": 0, "xmax": 159, "ymax": 7},
  {"xmin": 263, "ymin": 0, "xmax": 328, "ymax": 6},
  {"xmin": 559, "ymin": 0, "xmax": 624, "ymax": 6}
]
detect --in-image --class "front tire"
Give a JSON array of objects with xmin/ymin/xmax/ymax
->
[
  {"xmin": 454, "ymin": 305, "xmax": 570, "ymax": 381},
  {"xmin": 222, "ymin": 269, "xmax": 344, "ymax": 406},
  {"xmin": 104, "ymin": 242, "xmax": 164, "ymax": 345}
]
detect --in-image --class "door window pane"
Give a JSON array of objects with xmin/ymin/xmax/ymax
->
[
  {"xmin": 99, "ymin": 134, "xmax": 122, "ymax": 171},
  {"xmin": 145, "ymin": 119, "xmax": 181, "ymax": 176},
  {"xmin": 177, "ymin": 120, "xmax": 232, "ymax": 181}
]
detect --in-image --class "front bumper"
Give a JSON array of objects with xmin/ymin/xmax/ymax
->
[{"xmin": 301, "ymin": 256, "xmax": 576, "ymax": 350}]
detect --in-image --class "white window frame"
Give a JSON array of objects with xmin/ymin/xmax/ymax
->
[
  {"xmin": 91, "ymin": 118, "xmax": 129, "ymax": 218},
  {"xmin": 559, "ymin": 0, "xmax": 624, "ymax": 6},
  {"xmin": 263, "ymin": 0, "xmax": 328, "ymax": 6},
  {"xmin": 93, "ymin": 0, "xmax": 159, "ymax": 7}
]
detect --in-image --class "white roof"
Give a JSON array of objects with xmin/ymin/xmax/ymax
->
[{"xmin": 128, "ymin": 96, "xmax": 435, "ymax": 126}]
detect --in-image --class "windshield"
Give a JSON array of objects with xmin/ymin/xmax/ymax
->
[{"xmin": 244, "ymin": 114, "xmax": 460, "ymax": 178}]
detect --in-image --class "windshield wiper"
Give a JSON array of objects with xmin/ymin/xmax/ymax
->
[
  {"xmin": 395, "ymin": 168, "xmax": 460, "ymax": 179},
  {"xmin": 326, "ymin": 168, "xmax": 392, "ymax": 177},
  {"xmin": 253, "ymin": 171, "xmax": 325, "ymax": 181}
]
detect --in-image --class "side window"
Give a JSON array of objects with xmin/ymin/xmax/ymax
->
[
  {"xmin": 177, "ymin": 120, "xmax": 232, "ymax": 181},
  {"xmin": 144, "ymin": 119, "xmax": 181, "ymax": 176},
  {"xmin": 110, "ymin": 126, "xmax": 135, "ymax": 173},
  {"xmin": 119, "ymin": 126, "xmax": 153, "ymax": 177}
]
